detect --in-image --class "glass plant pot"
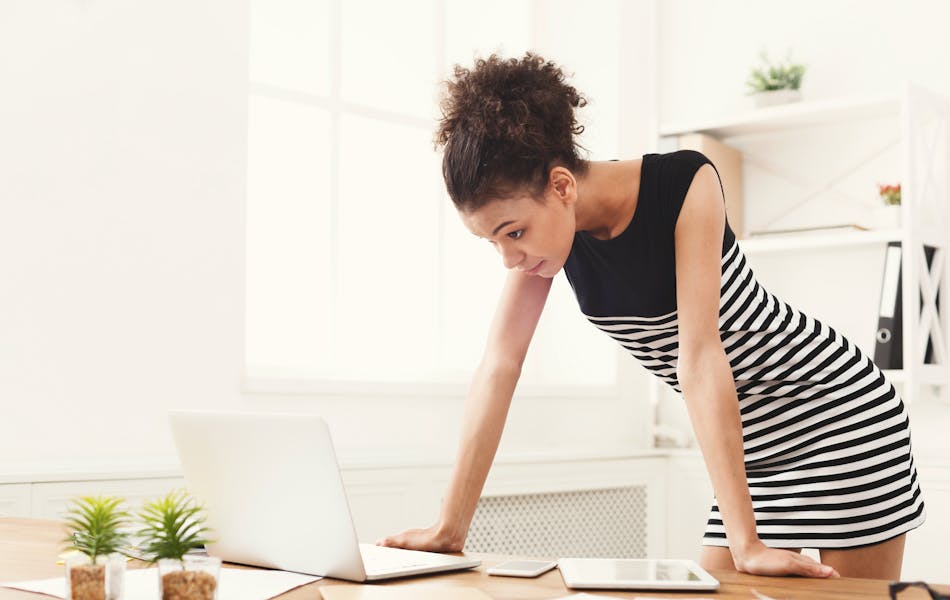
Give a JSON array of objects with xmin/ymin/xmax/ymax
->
[
  {"xmin": 65, "ymin": 553, "xmax": 125, "ymax": 600},
  {"xmin": 157, "ymin": 556, "xmax": 221, "ymax": 600}
]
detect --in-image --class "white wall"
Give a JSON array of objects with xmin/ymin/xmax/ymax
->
[
  {"xmin": 656, "ymin": 0, "xmax": 950, "ymax": 123},
  {"xmin": 0, "ymin": 1, "xmax": 248, "ymax": 461}
]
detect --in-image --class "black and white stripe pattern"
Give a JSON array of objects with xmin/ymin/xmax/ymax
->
[{"xmin": 586, "ymin": 239, "xmax": 926, "ymax": 549}]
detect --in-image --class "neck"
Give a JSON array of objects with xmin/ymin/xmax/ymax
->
[{"xmin": 573, "ymin": 159, "xmax": 642, "ymax": 239}]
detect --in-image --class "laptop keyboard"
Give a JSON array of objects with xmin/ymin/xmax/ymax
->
[{"xmin": 359, "ymin": 544, "xmax": 430, "ymax": 572}]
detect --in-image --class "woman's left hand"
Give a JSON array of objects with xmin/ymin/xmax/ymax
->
[{"xmin": 733, "ymin": 540, "xmax": 840, "ymax": 578}]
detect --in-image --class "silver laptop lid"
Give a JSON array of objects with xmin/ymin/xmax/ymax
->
[{"xmin": 168, "ymin": 410, "xmax": 367, "ymax": 580}]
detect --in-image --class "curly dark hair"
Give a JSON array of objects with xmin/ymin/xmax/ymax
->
[{"xmin": 435, "ymin": 52, "xmax": 589, "ymax": 212}]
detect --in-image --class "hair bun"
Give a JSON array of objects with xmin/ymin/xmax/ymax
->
[{"xmin": 436, "ymin": 52, "xmax": 588, "ymax": 210}]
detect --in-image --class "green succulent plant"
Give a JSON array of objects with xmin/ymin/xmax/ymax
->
[
  {"xmin": 746, "ymin": 48, "xmax": 806, "ymax": 93},
  {"xmin": 63, "ymin": 495, "xmax": 130, "ymax": 562},
  {"xmin": 137, "ymin": 490, "xmax": 213, "ymax": 562}
]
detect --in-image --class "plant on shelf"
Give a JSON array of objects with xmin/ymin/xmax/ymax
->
[
  {"xmin": 137, "ymin": 490, "xmax": 218, "ymax": 600},
  {"xmin": 745, "ymin": 47, "xmax": 807, "ymax": 107},
  {"xmin": 878, "ymin": 182, "xmax": 902, "ymax": 206},
  {"xmin": 63, "ymin": 495, "xmax": 130, "ymax": 600}
]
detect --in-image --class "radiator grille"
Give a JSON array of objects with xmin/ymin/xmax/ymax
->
[{"xmin": 464, "ymin": 486, "xmax": 648, "ymax": 558}]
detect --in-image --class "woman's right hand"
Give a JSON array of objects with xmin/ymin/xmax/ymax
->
[{"xmin": 375, "ymin": 523, "xmax": 465, "ymax": 553}]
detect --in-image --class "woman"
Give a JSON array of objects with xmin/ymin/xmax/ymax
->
[{"xmin": 379, "ymin": 53, "xmax": 925, "ymax": 579}]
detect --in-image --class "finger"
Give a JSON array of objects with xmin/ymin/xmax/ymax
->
[
  {"xmin": 799, "ymin": 556, "xmax": 838, "ymax": 578},
  {"xmin": 797, "ymin": 557, "xmax": 839, "ymax": 579},
  {"xmin": 790, "ymin": 555, "xmax": 835, "ymax": 578},
  {"xmin": 376, "ymin": 531, "xmax": 413, "ymax": 547}
]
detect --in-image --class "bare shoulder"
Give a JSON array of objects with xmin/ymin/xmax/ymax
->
[
  {"xmin": 688, "ymin": 163, "xmax": 724, "ymax": 202},
  {"xmin": 677, "ymin": 163, "xmax": 725, "ymax": 234}
]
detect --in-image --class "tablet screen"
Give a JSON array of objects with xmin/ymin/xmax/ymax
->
[
  {"xmin": 615, "ymin": 561, "xmax": 700, "ymax": 581},
  {"xmin": 558, "ymin": 558, "xmax": 718, "ymax": 590}
]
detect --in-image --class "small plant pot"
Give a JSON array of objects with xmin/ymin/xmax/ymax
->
[
  {"xmin": 65, "ymin": 553, "xmax": 125, "ymax": 600},
  {"xmin": 157, "ymin": 556, "xmax": 221, "ymax": 600},
  {"xmin": 752, "ymin": 88, "xmax": 802, "ymax": 108},
  {"xmin": 872, "ymin": 203, "xmax": 902, "ymax": 229}
]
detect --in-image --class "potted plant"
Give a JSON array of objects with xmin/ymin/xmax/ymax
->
[
  {"xmin": 745, "ymin": 47, "xmax": 807, "ymax": 108},
  {"xmin": 874, "ymin": 182, "xmax": 902, "ymax": 228},
  {"xmin": 137, "ymin": 490, "xmax": 219, "ymax": 600},
  {"xmin": 63, "ymin": 495, "xmax": 129, "ymax": 600},
  {"xmin": 879, "ymin": 182, "xmax": 901, "ymax": 206}
]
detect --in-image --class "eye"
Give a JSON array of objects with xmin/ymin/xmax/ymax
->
[{"xmin": 507, "ymin": 229, "xmax": 524, "ymax": 240}]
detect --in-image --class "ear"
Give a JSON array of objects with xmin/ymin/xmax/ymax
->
[{"xmin": 548, "ymin": 166, "xmax": 577, "ymax": 206}]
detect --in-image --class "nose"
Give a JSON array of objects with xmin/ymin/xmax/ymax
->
[{"xmin": 496, "ymin": 242, "xmax": 524, "ymax": 270}]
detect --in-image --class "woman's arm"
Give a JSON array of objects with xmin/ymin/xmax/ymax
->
[
  {"xmin": 674, "ymin": 164, "xmax": 837, "ymax": 578},
  {"xmin": 378, "ymin": 268, "xmax": 553, "ymax": 551}
]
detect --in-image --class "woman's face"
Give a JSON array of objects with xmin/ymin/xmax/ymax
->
[{"xmin": 459, "ymin": 188, "xmax": 576, "ymax": 279}]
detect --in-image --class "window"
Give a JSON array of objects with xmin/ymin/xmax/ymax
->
[{"xmin": 246, "ymin": 0, "xmax": 620, "ymax": 392}]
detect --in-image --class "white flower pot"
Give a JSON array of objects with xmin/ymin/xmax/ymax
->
[
  {"xmin": 872, "ymin": 204, "xmax": 902, "ymax": 229},
  {"xmin": 752, "ymin": 88, "xmax": 802, "ymax": 108}
]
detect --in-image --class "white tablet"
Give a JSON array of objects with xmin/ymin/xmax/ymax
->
[{"xmin": 557, "ymin": 558, "xmax": 719, "ymax": 591}]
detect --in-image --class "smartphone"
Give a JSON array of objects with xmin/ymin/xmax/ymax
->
[{"xmin": 486, "ymin": 559, "xmax": 558, "ymax": 577}]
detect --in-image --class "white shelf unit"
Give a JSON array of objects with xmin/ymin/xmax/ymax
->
[
  {"xmin": 739, "ymin": 227, "xmax": 902, "ymax": 254},
  {"xmin": 649, "ymin": 82, "xmax": 950, "ymax": 449},
  {"xmin": 659, "ymin": 92, "xmax": 901, "ymax": 139}
]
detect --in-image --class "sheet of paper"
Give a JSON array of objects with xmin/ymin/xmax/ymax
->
[
  {"xmin": 320, "ymin": 586, "xmax": 493, "ymax": 600},
  {"xmin": 1, "ymin": 566, "xmax": 321, "ymax": 600}
]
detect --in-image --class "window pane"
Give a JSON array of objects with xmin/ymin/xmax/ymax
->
[
  {"xmin": 440, "ymin": 198, "xmax": 506, "ymax": 378},
  {"xmin": 340, "ymin": 0, "xmax": 440, "ymax": 119},
  {"xmin": 336, "ymin": 114, "xmax": 441, "ymax": 379},
  {"xmin": 250, "ymin": 0, "xmax": 331, "ymax": 95},
  {"xmin": 444, "ymin": 0, "xmax": 532, "ymax": 70},
  {"xmin": 521, "ymin": 277, "xmax": 618, "ymax": 386},
  {"xmin": 246, "ymin": 95, "xmax": 332, "ymax": 375},
  {"xmin": 534, "ymin": 0, "xmax": 621, "ymax": 160}
]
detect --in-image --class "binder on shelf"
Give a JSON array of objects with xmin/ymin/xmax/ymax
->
[
  {"xmin": 874, "ymin": 242, "xmax": 903, "ymax": 369},
  {"xmin": 873, "ymin": 242, "xmax": 939, "ymax": 370}
]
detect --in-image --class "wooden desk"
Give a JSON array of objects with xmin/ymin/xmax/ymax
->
[{"xmin": 2, "ymin": 518, "xmax": 947, "ymax": 599}]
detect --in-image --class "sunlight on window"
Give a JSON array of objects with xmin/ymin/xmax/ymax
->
[
  {"xmin": 335, "ymin": 114, "xmax": 442, "ymax": 380},
  {"xmin": 439, "ymin": 201, "xmax": 506, "ymax": 378},
  {"xmin": 340, "ymin": 0, "xmax": 441, "ymax": 120},
  {"xmin": 526, "ymin": 280, "xmax": 619, "ymax": 386},
  {"xmin": 250, "ymin": 0, "xmax": 331, "ymax": 96},
  {"xmin": 246, "ymin": 96, "xmax": 333, "ymax": 374},
  {"xmin": 245, "ymin": 1, "xmax": 622, "ymax": 390},
  {"xmin": 443, "ymin": 1, "xmax": 531, "ymax": 72}
]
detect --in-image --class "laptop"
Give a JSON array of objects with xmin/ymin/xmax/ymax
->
[{"xmin": 168, "ymin": 410, "xmax": 480, "ymax": 581}]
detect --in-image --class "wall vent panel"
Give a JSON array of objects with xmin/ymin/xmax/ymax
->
[{"xmin": 464, "ymin": 486, "xmax": 648, "ymax": 558}]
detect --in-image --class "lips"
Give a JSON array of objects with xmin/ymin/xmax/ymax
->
[{"xmin": 525, "ymin": 260, "xmax": 544, "ymax": 275}]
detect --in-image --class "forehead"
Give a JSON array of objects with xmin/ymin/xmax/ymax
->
[{"xmin": 460, "ymin": 195, "xmax": 541, "ymax": 238}]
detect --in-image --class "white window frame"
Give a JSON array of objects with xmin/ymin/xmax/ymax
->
[{"xmin": 243, "ymin": 0, "xmax": 624, "ymax": 400}]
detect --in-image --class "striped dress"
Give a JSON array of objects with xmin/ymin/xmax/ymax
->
[{"xmin": 562, "ymin": 150, "xmax": 926, "ymax": 549}]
